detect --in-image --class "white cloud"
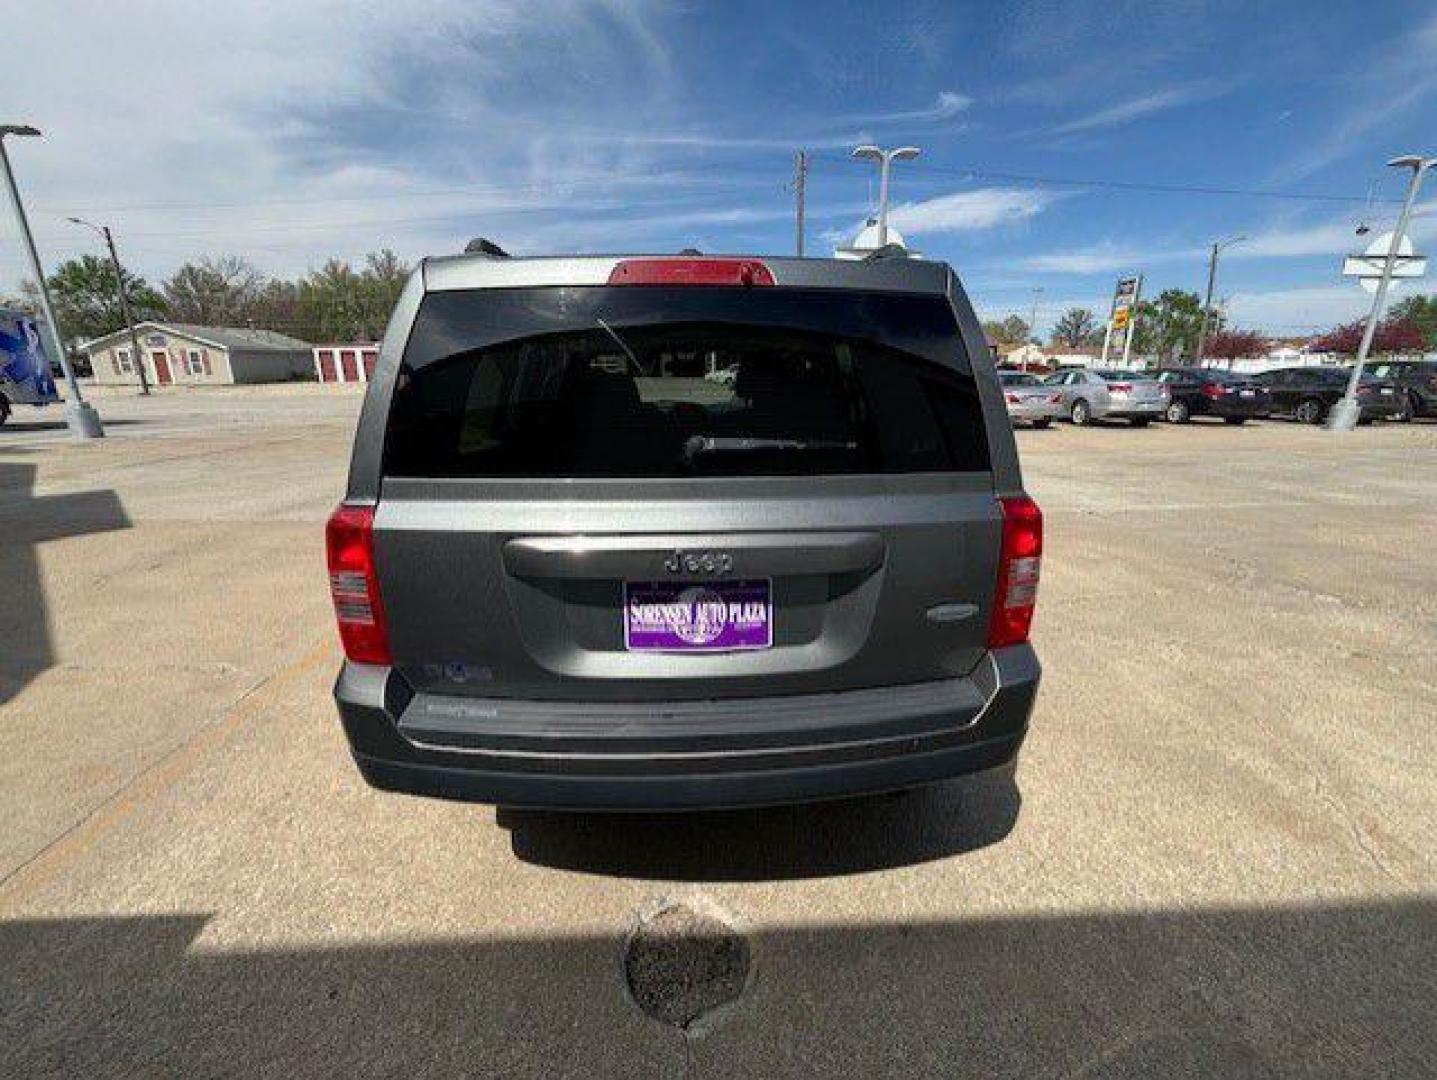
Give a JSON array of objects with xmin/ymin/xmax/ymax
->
[
  {"xmin": 0, "ymin": 1, "xmax": 733, "ymax": 285},
  {"xmin": 1223, "ymin": 285, "xmax": 1373, "ymax": 332},
  {"xmin": 844, "ymin": 91, "xmax": 973, "ymax": 125},
  {"xmin": 1051, "ymin": 82, "xmax": 1231, "ymax": 135},
  {"xmin": 1022, "ymin": 245, "xmax": 1149, "ymax": 274},
  {"xmin": 886, "ymin": 188, "xmax": 1058, "ymax": 235}
]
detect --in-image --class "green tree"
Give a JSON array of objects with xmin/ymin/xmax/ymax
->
[
  {"xmin": 982, "ymin": 314, "xmax": 1031, "ymax": 345},
  {"xmin": 1130, "ymin": 289, "xmax": 1213, "ymax": 364},
  {"xmin": 1052, "ymin": 307, "xmax": 1097, "ymax": 348},
  {"xmin": 1389, "ymin": 294, "xmax": 1437, "ymax": 350},
  {"xmin": 163, "ymin": 256, "xmax": 265, "ymax": 325},
  {"xmin": 22, "ymin": 255, "xmax": 165, "ymax": 346}
]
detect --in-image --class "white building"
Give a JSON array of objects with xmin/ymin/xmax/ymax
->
[{"xmin": 82, "ymin": 323, "xmax": 311, "ymax": 386}]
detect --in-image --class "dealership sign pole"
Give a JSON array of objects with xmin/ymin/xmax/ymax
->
[
  {"xmin": 1329, "ymin": 154, "xmax": 1433, "ymax": 432},
  {"xmin": 1101, "ymin": 275, "xmax": 1141, "ymax": 367}
]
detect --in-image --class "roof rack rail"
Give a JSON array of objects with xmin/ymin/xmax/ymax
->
[{"xmin": 463, "ymin": 237, "xmax": 510, "ymax": 257}]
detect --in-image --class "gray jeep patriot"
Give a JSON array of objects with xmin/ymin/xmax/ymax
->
[{"xmin": 328, "ymin": 251, "xmax": 1042, "ymax": 809}]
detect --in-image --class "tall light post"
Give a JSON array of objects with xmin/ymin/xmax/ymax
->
[
  {"xmin": 850, "ymin": 145, "xmax": 920, "ymax": 247},
  {"xmin": 68, "ymin": 217, "xmax": 149, "ymax": 395},
  {"xmin": 1194, "ymin": 234, "xmax": 1245, "ymax": 366},
  {"xmin": 0, "ymin": 124, "xmax": 103, "ymax": 437},
  {"xmin": 1328, "ymin": 155, "xmax": 1434, "ymax": 431}
]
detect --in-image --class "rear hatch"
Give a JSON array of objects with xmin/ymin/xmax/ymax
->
[{"xmin": 373, "ymin": 265, "xmax": 1000, "ymax": 702}]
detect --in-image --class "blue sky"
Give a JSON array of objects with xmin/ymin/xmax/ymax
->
[{"xmin": 4, "ymin": 0, "xmax": 1436, "ymax": 336}]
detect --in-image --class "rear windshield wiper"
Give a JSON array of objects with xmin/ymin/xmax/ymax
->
[{"xmin": 683, "ymin": 435, "xmax": 858, "ymax": 459}]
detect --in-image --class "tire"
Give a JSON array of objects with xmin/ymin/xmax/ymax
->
[
  {"xmin": 1224, "ymin": 417, "xmax": 1246, "ymax": 425},
  {"xmin": 1070, "ymin": 399, "xmax": 1092, "ymax": 426},
  {"xmin": 1130, "ymin": 417, "xmax": 1151, "ymax": 428},
  {"xmin": 0, "ymin": 393, "xmax": 9, "ymax": 427},
  {"xmin": 1294, "ymin": 398, "xmax": 1324, "ymax": 424},
  {"xmin": 1165, "ymin": 400, "xmax": 1191, "ymax": 424},
  {"xmin": 1031, "ymin": 417, "xmax": 1052, "ymax": 429}
]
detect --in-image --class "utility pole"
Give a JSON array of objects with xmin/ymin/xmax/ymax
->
[
  {"xmin": 1329, "ymin": 155, "xmax": 1435, "ymax": 431},
  {"xmin": 1194, "ymin": 235, "xmax": 1245, "ymax": 366},
  {"xmin": 793, "ymin": 150, "xmax": 807, "ymax": 256},
  {"xmin": 69, "ymin": 218, "xmax": 149, "ymax": 395},
  {"xmin": 0, "ymin": 124, "xmax": 103, "ymax": 438},
  {"xmin": 850, "ymin": 145, "xmax": 920, "ymax": 246},
  {"xmin": 1024, "ymin": 287, "xmax": 1042, "ymax": 372}
]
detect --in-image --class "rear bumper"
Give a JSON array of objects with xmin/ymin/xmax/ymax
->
[
  {"xmin": 1005, "ymin": 401, "xmax": 1061, "ymax": 423},
  {"xmin": 1202, "ymin": 396, "xmax": 1270, "ymax": 418},
  {"xmin": 1096, "ymin": 400, "xmax": 1165, "ymax": 419},
  {"xmin": 334, "ymin": 645, "xmax": 1039, "ymax": 810}
]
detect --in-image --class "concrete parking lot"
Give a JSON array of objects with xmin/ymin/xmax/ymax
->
[{"xmin": 2, "ymin": 386, "xmax": 1434, "ymax": 1078}]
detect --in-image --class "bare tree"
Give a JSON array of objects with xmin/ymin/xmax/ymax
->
[
  {"xmin": 162, "ymin": 256, "xmax": 265, "ymax": 325},
  {"xmin": 1052, "ymin": 307, "xmax": 1097, "ymax": 348}
]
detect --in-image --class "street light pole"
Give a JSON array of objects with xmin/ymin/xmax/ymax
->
[
  {"xmin": 0, "ymin": 124, "xmax": 103, "ymax": 438},
  {"xmin": 1194, "ymin": 234, "xmax": 1245, "ymax": 366},
  {"xmin": 1329, "ymin": 155, "xmax": 1435, "ymax": 432},
  {"xmin": 69, "ymin": 218, "xmax": 149, "ymax": 395},
  {"xmin": 850, "ymin": 145, "xmax": 921, "ymax": 247}
]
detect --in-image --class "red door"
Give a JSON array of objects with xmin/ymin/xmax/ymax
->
[
  {"xmin": 362, "ymin": 350, "xmax": 377, "ymax": 381},
  {"xmin": 318, "ymin": 350, "xmax": 336, "ymax": 382},
  {"xmin": 151, "ymin": 351, "xmax": 172, "ymax": 385},
  {"xmin": 340, "ymin": 350, "xmax": 359, "ymax": 382}
]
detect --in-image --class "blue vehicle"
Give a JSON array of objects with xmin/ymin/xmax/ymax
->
[{"xmin": 0, "ymin": 307, "xmax": 61, "ymax": 425}]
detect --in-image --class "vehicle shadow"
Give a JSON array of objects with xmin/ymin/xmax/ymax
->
[
  {"xmin": 1, "ymin": 898, "xmax": 1431, "ymax": 1077},
  {"xmin": 496, "ymin": 764, "xmax": 1019, "ymax": 881},
  {"xmin": 0, "ymin": 462, "xmax": 130, "ymax": 706}
]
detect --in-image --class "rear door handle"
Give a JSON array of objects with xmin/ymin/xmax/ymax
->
[{"xmin": 503, "ymin": 533, "xmax": 885, "ymax": 580}]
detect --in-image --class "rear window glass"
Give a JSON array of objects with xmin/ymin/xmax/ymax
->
[
  {"xmin": 999, "ymin": 371, "xmax": 1039, "ymax": 386},
  {"xmin": 384, "ymin": 286, "xmax": 989, "ymax": 478}
]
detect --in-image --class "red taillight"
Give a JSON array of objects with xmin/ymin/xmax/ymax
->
[
  {"xmin": 1005, "ymin": 392, "xmax": 1022, "ymax": 404},
  {"xmin": 1109, "ymin": 382, "xmax": 1132, "ymax": 393},
  {"xmin": 607, "ymin": 258, "xmax": 775, "ymax": 286},
  {"xmin": 1049, "ymin": 393, "xmax": 1063, "ymax": 404},
  {"xmin": 326, "ymin": 504, "xmax": 391, "ymax": 665},
  {"xmin": 987, "ymin": 495, "xmax": 1043, "ymax": 649},
  {"xmin": 1200, "ymin": 382, "xmax": 1224, "ymax": 400}
]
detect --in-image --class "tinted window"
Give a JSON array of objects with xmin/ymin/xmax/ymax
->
[
  {"xmin": 1000, "ymin": 372, "xmax": 1040, "ymax": 386},
  {"xmin": 385, "ymin": 287, "xmax": 989, "ymax": 478}
]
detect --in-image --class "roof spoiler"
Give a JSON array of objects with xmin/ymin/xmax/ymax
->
[
  {"xmin": 463, "ymin": 237, "xmax": 510, "ymax": 257},
  {"xmin": 863, "ymin": 243, "xmax": 912, "ymax": 261}
]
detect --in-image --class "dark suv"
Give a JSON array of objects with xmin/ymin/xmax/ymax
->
[
  {"xmin": 1253, "ymin": 366, "xmax": 1404, "ymax": 424},
  {"xmin": 1366, "ymin": 359, "xmax": 1437, "ymax": 421},
  {"xmin": 327, "ymin": 253, "xmax": 1042, "ymax": 809},
  {"xmin": 1154, "ymin": 367, "xmax": 1271, "ymax": 424}
]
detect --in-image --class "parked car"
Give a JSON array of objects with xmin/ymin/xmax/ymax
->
[
  {"xmin": 1365, "ymin": 359, "xmax": 1437, "ymax": 421},
  {"xmin": 999, "ymin": 370, "xmax": 1063, "ymax": 428},
  {"xmin": 1252, "ymin": 366, "xmax": 1404, "ymax": 424},
  {"xmin": 1153, "ymin": 367, "xmax": 1272, "ymax": 424},
  {"xmin": 1042, "ymin": 368, "xmax": 1168, "ymax": 426},
  {"xmin": 328, "ymin": 251, "xmax": 1042, "ymax": 809}
]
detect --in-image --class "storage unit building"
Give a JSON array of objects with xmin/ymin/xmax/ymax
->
[{"xmin": 312, "ymin": 345, "xmax": 380, "ymax": 384}]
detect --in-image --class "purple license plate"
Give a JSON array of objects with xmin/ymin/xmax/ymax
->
[{"xmin": 624, "ymin": 580, "xmax": 772, "ymax": 652}]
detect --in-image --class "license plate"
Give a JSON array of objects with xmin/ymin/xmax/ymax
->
[
  {"xmin": 1381, "ymin": 388, "xmax": 1393, "ymax": 395},
  {"xmin": 624, "ymin": 580, "xmax": 772, "ymax": 652},
  {"xmin": 1241, "ymin": 389, "xmax": 1255, "ymax": 397}
]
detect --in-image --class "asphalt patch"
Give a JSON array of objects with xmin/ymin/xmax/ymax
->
[{"xmin": 624, "ymin": 902, "xmax": 750, "ymax": 1029}]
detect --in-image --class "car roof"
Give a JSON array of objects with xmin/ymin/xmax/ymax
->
[{"xmin": 420, "ymin": 253, "xmax": 954, "ymax": 295}]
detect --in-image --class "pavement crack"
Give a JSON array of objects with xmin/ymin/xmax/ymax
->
[{"xmin": 1312, "ymin": 774, "xmax": 1404, "ymax": 886}]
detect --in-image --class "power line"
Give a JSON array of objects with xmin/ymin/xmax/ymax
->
[{"xmin": 807, "ymin": 152, "xmax": 1403, "ymax": 206}]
